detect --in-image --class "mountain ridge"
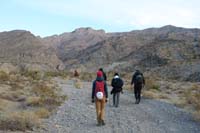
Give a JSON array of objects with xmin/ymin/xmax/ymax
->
[{"xmin": 0, "ymin": 25, "xmax": 200, "ymax": 81}]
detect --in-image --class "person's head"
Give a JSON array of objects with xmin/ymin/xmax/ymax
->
[
  {"xmin": 99, "ymin": 68, "xmax": 103, "ymax": 72},
  {"xmin": 96, "ymin": 70, "xmax": 103, "ymax": 78},
  {"xmin": 136, "ymin": 70, "xmax": 140, "ymax": 73},
  {"xmin": 114, "ymin": 73, "xmax": 119, "ymax": 76},
  {"xmin": 114, "ymin": 72, "xmax": 119, "ymax": 78}
]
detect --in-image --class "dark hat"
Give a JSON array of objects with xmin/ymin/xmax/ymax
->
[{"xmin": 114, "ymin": 73, "xmax": 119, "ymax": 76}]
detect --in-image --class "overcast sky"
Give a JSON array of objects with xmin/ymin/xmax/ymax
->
[{"xmin": 0, "ymin": 0, "xmax": 200, "ymax": 37}]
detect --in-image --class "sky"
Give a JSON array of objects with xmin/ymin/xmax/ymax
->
[{"xmin": 0, "ymin": 0, "xmax": 200, "ymax": 37}]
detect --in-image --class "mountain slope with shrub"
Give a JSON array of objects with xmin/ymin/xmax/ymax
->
[
  {"xmin": 0, "ymin": 25, "xmax": 200, "ymax": 81},
  {"xmin": 0, "ymin": 30, "xmax": 63, "ymax": 72},
  {"xmin": 64, "ymin": 25, "xmax": 200, "ymax": 81}
]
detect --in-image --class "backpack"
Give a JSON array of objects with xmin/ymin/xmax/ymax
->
[
  {"xmin": 95, "ymin": 81, "xmax": 105, "ymax": 99},
  {"xmin": 112, "ymin": 78, "xmax": 123, "ymax": 91},
  {"xmin": 135, "ymin": 74, "xmax": 143, "ymax": 84}
]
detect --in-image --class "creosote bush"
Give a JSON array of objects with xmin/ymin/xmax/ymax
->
[
  {"xmin": 0, "ymin": 111, "xmax": 40, "ymax": 131},
  {"xmin": 74, "ymin": 79, "xmax": 82, "ymax": 89},
  {"xmin": 0, "ymin": 70, "xmax": 67, "ymax": 131},
  {"xmin": 0, "ymin": 71, "xmax": 9, "ymax": 81}
]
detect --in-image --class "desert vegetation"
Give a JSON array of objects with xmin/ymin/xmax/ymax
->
[
  {"xmin": 0, "ymin": 70, "xmax": 67, "ymax": 131},
  {"xmin": 139, "ymin": 72, "xmax": 200, "ymax": 121}
]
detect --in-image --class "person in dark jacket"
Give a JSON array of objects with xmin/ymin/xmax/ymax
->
[
  {"xmin": 110, "ymin": 73, "xmax": 124, "ymax": 107},
  {"xmin": 99, "ymin": 68, "xmax": 107, "ymax": 81},
  {"xmin": 131, "ymin": 70, "xmax": 145, "ymax": 104},
  {"xmin": 92, "ymin": 71, "xmax": 108, "ymax": 126}
]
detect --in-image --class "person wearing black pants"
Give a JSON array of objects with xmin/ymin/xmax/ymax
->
[
  {"xmin": 113, "ymin": 92, "xmax": 120, "ymax": 107},
  {"xmin": 111, "ymin": 73, "xmax": 124, "ymax": 107},
  {"xmin": 134, "ymin": 84, "xmax": 143, "ymax": 104},
  {"xmin": 131, "ymin": 70, "xmax": 145, "ymax": 104}
]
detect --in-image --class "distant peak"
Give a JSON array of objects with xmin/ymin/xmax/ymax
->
[
  {"xmin": 72, "ymin": 27, "xmax": 93, "ymax": 32},
  {"xmin": 161, "ymin": 25, "xmax": 177, "ymax": 28},
  {"xmin": 72, "ymin": 27, "xmax": 105, "ymax": 34}
]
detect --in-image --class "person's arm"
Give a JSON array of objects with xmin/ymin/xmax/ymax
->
[
  {"xmin": 131, "ymin": 74, "xmax": 135, "ymax": 85},
  {"xmin": 104, "ymin": 82, "xmax": 108, "ymax": 98},
  {"xmin": 121, "ymin": 79, "xmax": 124, "ymax": 93},
  {"xmin": 104, "ymin": 72, "xmax": 107, "ymax": 81},
  {"xmin": 143, "ymin": 77, "xmax": 145, "ymax": 85},
  {"xmin": 92, "ymin": 81, "xmax": 96, "ymax": 99},
  {"xmin": 111, "ymin": 78, "xmax": 114, "ymax": 87}
]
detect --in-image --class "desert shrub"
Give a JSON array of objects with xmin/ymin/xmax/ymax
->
[
  {"xmin": 74, "ymin": 79, "xmax": 82, "ymax": 89},
  {"xmin": 22, "ymin": 70, "xmax": 41, "ymax": 80},
  {"xmin": 79, "ymin": 72, "xmax": 94, "ymax": 81},
  {"xmin": 0, "ymin": 71, "xmax": 9, "ymax": 81},
  {"xmin": 193, "ymin": 111, "xmax": 200, "ymax": 121},
  {"xmin": 26, "ymin": 96, "xmax": 41, "ymax": 106},
  {"xmin": 143, "ymin": 91, "xmax": 159, "ymax": 99},
  {"xmin": 31, "ymin": 83, "xmax": 64, "ymax": 108},
  {"xmin": 184, "ymin": 85, "xmax": 200, "ymax": 121},
  {"xmin": 145, "ymin": 77, "xmax": 160, "ymax": 91},
  {"xmin": 44, "ymin": 71, "xmax": 68, "ymax": 79},
  {"xmin": 35, "ymin": 108, "xmax": 50, "ymax": 118},
  {"xmin": 107, "ymin": 71, "xmax": 115, "ymax": 81},
  {"xmin": 185, "ymin": 87, "xmax": 200, "ymax": 109},
  {"xmin": 152, "ymin": 84, "xmax": 160, "ymax": 90},
  {"xmin": 0, "ymin": 71, "xmax": 67, "ymax": 131},
  {"xmin": 0, "ymin": 111, "xmax": 40, "ymax": 131}
]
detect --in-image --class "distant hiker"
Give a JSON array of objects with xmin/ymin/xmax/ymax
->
[
  {"xmin": 91, "ymin": 71, "xmax": 108, "ymax": 126},
  {"xmin": 99, "ymin": 68, "xmax": 107, "ymax": 81},
  {"xmin": 74, "ymin": 69, "xmax": 79, "ymax": 77},
  {"xmin": 131, "ymin": 70, "xmax": 145, "ymax": 104},
  {"xmin": 110, "ymin": 73, "xmax": 124, "ymax": 107}
]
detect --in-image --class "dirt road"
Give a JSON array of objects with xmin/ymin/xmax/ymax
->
[{"xmin": 39, "ymin": 78, "xmax": 200, "ymax": 133}]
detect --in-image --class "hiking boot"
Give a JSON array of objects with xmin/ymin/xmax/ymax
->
[
  {"xmin": 135, "ymin": 99, "xmax": 138, "ymax": 104},
  {"xmin": 96, "ymin": 119, "xmax": 102, "ymax": 126},
  {"xmin": 96, "ymin": 122, "xmax": 101, "ymax": 126},
  {"xmin": 137, "ymin": 99, "xmax": 140, "ymax": 104},
  {"xmin": 101, "ymin": 120, "xmax": 105, "ymax": 126}
]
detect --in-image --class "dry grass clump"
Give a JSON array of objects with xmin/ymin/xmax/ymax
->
[
  {"xmin": 185, "ymin": 85, "xmax": 200, "ymax": 109},
  {"xmin": 26, "ymin": 96, "xmax": 41, "ymax": 106},
  {"xmin": 79, "ymin": 72, "xmax": 94, "ymax": 81},
  {"xmin": 123, "ymin": 84, "xmax": 132, "ymax": 90},
  {"xmin": 31, "ymin": 83, "xmax": 64, "ymax": 108},
  {"xmin": 143, "ymin": 89, "xmax": 162, "ymax": 99},
  {"xmin": 0, "ymin": 71, "xmax": 67, "ymax": 131},
  {"xmin": 193, "ymin": 111, "xmax": 200, "ymax": 121},
  {"xmin": 74, "ymin": 79, "xmax": 82, "ymax": 89},
  {"xmin": 0, "ymin": 98, "xmax": 17, "ymax": 111},
  {"xmin": 21, "ymin": 70, "xmax": 42, "ymax": 80},
  {"xmin": 145, "ymin": 77, "xmax": 160, "ymax": 91},
  {"xmin": 35, "ymin": 108, "xmax": 50, "ymax": 118},
  {"xmin": 0, "ymin": 71, "xmax": 9, "ymax": 81},
  {"xmin": 0, "ymin": 111, "xmax": 40, "ymax": 131},
  {"xmin": 44, "ymin": 71, "xmax": 69, "ymax": 79}
]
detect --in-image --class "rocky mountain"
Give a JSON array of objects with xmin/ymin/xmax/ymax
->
[
  {"xmin": 63, "ymin": 25, "xmax": 200, "ymax": 81},
  {"xmin": 0, "ymin": 25, "xmax": 200, "ymax": 81},
  {"xmin": 44, "ymin": 27, "xmax": 108, "ymax": 61},
  {"xmin": 0, "ymin": 30, "xmax": 63, "ymax": 72}
]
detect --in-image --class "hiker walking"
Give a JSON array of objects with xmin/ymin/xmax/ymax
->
[
  {"xmin": 91, "ymin": 70, "xmax": 108, "ymax": 126},
  {"xmin": 99, "ymin": 68, "xmax": 107, "ymax": 81},
  {"xmin": 131, "ymin": 70, "xmax": 145, "ymax": 104},
  {"xmin": 110, "ymin": 73, "xmax": 124, "ymax": 107}
]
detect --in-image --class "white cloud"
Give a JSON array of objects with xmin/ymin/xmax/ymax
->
[{"xmin": 13, "ymin": 0, "xmax": 200, "ymax": 29}]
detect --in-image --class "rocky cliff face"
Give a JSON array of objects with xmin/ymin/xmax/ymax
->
[
  {"xmin": 62, "ymin": 26, "xmax": 200, "ymax": 81},
  {"xmin": 44, "ymin": 27, "xmax": 108, "ymax": 62},
  {"xmin": 1, "ymin": 26, "xmax": 200, "ymax": 81},
  {"xmin": 0, "ymin": 30, "xmax": 63, "ymax": 72}
]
